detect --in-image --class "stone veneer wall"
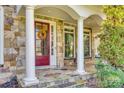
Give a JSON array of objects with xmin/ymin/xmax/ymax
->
[
  {"xmin": 15, "ymin": 15, "xmax": 65, "ymax": 68},
  {"xmin": 3, "ymin": 7, "xmax": 95, "ymax": 70},
  {"xmin": 4, "ymin": 8, "xmax": 78, "ymax": 69},
  {"xmin": 56, "ymin": 21, "xmax": 64, "ymax": 68},
  {"xmin": 4, "ymin": 6, "xmax": 19, "ymax": 68},
  {"xmin": 3, "ymin": 6, "xmax": 26, "ymax": 69}
]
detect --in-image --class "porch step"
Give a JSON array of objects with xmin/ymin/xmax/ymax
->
[
  {"xmin": 48, "ymin": 79, "xmax": 87, "ymax": 88},
  {"xmin": 20, "ymin": 73, "xmax": 96, "ymax": 88}
]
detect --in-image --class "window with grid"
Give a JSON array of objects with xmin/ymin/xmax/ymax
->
[{"xmin": 64, "ymin": 27, "xmax": 75, "ymax": 59}]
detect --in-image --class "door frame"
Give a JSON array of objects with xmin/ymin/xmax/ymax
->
[{"xmin": 35, "ymin": 18, "xmax": 57, "ymax": 69}]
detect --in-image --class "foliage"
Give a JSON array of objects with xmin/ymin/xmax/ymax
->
[
  {"xmin": 96, "ymin": 59, "xmax": 124, "ymax": 88},
  {"xmin": 98, "ymin": 5, "xmax": 124, "ymax": 68}
]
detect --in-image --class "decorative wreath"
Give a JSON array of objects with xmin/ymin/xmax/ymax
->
[{"xmin": 37, "ymin": 29, "xmax": 47, "ymax": 40}]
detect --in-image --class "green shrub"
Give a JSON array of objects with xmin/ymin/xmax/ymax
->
[
  {"xmin": 96, "ymin": 59, "xmax": 124, "ymax": 88},
  {"xmin": 98, "ymin": 5, "xmax": 124, "ymax": 69}
]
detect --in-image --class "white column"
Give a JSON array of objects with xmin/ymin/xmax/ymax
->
[
  {"xmin": 76, "ymin": 16, "xmax": 86, "ymax": 75},
  {"xmin": 0, "ymin": 6, "xmax": 4, "ymax": 65},
  {"xmin": 23, "ymin": 6, "xmax": 39, "ymax": 86}
]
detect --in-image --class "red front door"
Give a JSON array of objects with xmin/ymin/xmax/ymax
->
[{"xmin": 35, "ymin": 21, "xmax": 50, "ymax": 66}]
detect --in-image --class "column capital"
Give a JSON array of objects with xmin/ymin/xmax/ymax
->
[
  {"xmin": 25, "ymin": 5, "xmax": 34, "ymax": 10},
  {"xmin": 78, "ymin": 16, "xmax": 86, "ymax": 20}
]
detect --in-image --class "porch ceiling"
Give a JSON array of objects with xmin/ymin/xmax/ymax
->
[
  {"xmin": 68, "ymin": 5, "xmax": 105, "ymax": 19},
  {"xmin": 17, "ymin": 5, "xmax": 106, "ymax": 20},
  {"xmin": 18, "ymin": 5, "xmax": 80, "ymax": 20},
  {"xmin": 84, "ymin": 14, "xmax": 103, "ymax": 33},
  {"xmin": 84, "ymin": 15, "xmax": 103, "ymax": 27},
  {"xmin": 35, "ymin": 5, "xmax": 80, "ymax": 20},
  {"xmin": 34, "ymin": 6, "xmax": 77, "ymax": 23},
  {"xmin": 17, "ymin": 5, "xmax": 104, "ymax": 33}
]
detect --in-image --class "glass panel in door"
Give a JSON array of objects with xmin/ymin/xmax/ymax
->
[{"xmin": 35, "ymin": 22, "xmax": 50, "ymax": 66}]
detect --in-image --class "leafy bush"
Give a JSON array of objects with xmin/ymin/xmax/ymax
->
[
  {"xmin": 98, "ymin": 5, "xmax": 124, "ymax": 69},
  {"xmin": 96, "ymin": 59, "xmax": 124, "ymax": 88}
]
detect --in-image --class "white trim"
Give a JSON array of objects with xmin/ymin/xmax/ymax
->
[
  {"xmin": 35, "ymin": 14, "xmax": 64, "ymax": 22},
  {"xmin": 64, "ymin": 22, "xmax": 77, "ymax": 26},
  {"xmin": 0, "ymin": 6, "xmax": 4, "ymax": 65},
  {"xmin": 63, "ymin": 25, "xmax": 76, "ymax": 59},
  {"xmin": 50, "ymin": 23, "xmax": 57, "ymax": 67},
  {"xmin": 35, "ymin": 18, "xmax": 57, "ymax": 68},
  {"xmin": 36, "ymin": 65, "xmax": 56, "ymax": 69}
]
